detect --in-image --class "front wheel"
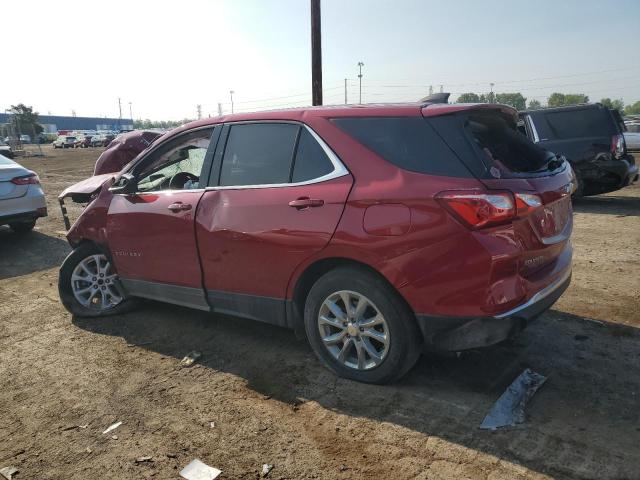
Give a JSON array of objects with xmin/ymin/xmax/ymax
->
[
  {"xmin": 304, "ymin": 266, "xmax": 421, "ymax": 384},
  {"xmin": 58, "ymin": 243, "xmax": 137, "ymax": 317}
]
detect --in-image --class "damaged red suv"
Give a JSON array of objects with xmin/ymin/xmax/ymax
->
[{"xmin": 58, "ymin": 96, "xmax": 574, "ymax": 383}]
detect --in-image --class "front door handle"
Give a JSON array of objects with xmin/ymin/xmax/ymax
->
[
  {"xmin": 168, "ymin": 202, "xmax": 192, "ymax": 212},
  {"xmin": 288, "ymin": 197, "xmax": 324, "ymax": 209}
]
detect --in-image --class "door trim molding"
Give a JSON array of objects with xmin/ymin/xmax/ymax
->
[{"xmin": 120, "ymin": 278, "xmax": 210, "ymax": 311}]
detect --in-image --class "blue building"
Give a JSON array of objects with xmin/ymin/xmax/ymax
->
[{"xmin": 0, "ymin": 113, "xmax": 134, "ymax": 133}]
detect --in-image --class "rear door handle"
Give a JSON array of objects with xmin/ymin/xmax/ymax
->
[
  {"xmin": 288, "ymin": 197, "xmax": 324, "ymax": 209},
  {"xmin": 168, "ymin": 202, "xmax": 192, "ymax": 212}
]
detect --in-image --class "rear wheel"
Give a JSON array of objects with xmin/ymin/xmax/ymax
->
[
  {"xmin": 59, "ymin": 243, "xmax": 137, "ymax": 317},
  {"xmin": 9, "ymin": 219, "xmax": 36, "ymax": 233},
  {"xmin": 304, "ymin": 266, "xmax": 421, "ymax": 384}
]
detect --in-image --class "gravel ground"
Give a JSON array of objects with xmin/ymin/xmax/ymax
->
[{"xmin": 0, "ymin": 146, "xmax": 639, "ymax": 480}]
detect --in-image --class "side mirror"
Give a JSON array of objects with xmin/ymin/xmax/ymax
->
[{"xmin": 108, "ymin": 173, "xmax": 138, "ymax": 194}]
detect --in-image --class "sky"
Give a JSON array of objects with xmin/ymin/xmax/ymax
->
[{"xmin": 2, "ymin": 0, "xmax": 639, "ymax": 120}]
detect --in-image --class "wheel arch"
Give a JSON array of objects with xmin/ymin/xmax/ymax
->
[{"xmin": 288, "ymin": 256, "xmax": 415, "ymax": 334}]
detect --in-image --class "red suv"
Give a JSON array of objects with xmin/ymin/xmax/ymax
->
[{"xmin": 58, "ymin": 99, "xmax": 573, "ymax": 384}]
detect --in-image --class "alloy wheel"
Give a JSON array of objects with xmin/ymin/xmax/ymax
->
[
  {"xmin": 71, "ymin": 254, "xmax": 123, "ymax": 310},
  {"xmin": 317, "ymin": 290, "xmax": 389, "ymax": 370}
]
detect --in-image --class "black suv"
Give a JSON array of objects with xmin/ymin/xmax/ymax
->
[{"xmin": 518, "ymin": 104, "xmax": 638, "ymax": 196}]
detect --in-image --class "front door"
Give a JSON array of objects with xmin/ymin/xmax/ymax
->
[
  {"xmin": 196, "ymin": 122, "xmax": 353, "ymax": 325},
  {"xmin": 106, "ymin": 127, "xmax": 217, "ymax": 309}
]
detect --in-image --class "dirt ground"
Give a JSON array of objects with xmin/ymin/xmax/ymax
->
[{"xmin": 1, "ymin": 146, "xmax": 639, "ymax": 480}]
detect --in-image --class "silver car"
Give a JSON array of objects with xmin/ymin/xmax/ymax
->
[{"xmin": 0, "ymin": 154, "xmax": 47, "ymax": 233}]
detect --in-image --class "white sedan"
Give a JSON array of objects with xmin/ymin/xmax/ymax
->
[
  {"xmin": 0, "ymin": 154, "xmax": 47, "ymax": 233},
  {"xmin": 624, "ymin": 132, "xmax": 640, "ymax": 151}
]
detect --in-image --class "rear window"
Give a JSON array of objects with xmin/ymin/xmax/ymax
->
[
  {"xmin": 540, "ymin": 108, "xmax": 616, "ymax": 139},
  {"xmin": 331, "ymin": 117, "xmax": 471, "ymax": 177},
  {"xmin": 466, "ymin": 113, "xmax": 551, "ymax": 176}
]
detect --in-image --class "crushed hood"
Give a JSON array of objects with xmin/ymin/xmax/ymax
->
[{"xmin": 58, "ymin": 173, "xmax": 114, "ymax": 202}]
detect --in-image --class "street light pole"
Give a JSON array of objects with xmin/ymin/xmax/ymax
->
[
  {"xmin": 357, "ymin": 62, "xmax": 364, "ymax": 104},
  {"xmin": 129, "ymin": 102, "xmax": 133, "ymax": 122},
  {"xmin": 230, "ymin": 90, "xmax": 235, "ymax": 113}
]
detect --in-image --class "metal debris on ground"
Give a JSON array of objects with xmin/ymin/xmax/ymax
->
[
  {"xmin": 0, "ymin": 466, "xmax": 18, "ymax": 480},
  {"xmin": 261, "ymin": 463, "xmax": 274, "ymax": 477},
  {"xmin": 209, "ymin": 421, "xmax": 215, "ymax": 428},
  {"xmin": 135, "ymin": 456, "xmax": 153, "ymax": 463},
  {"xmin": 102, "ymin": 421, "xmax": 122, "ymax": 435},
  {"xmin": 480, "ymin": 368, "xmax": 547, "ymax": 430},
  {"xmin": 179, "ymin": 459, "xmax": 221, "ymax": 480},
  {"xmin": 180, "ymin": 351, "xmax": 202, "ymax": 368}
]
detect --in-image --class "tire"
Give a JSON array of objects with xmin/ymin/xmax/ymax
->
[
  {"xmin": 9, "ymin": 219, "xmax": 36, "ymax": 233},
  {"xmin": 58, "ymin": 243, "xmax": 137, "ymax": 317},
  {"xmin": 571, "ymin": 168, "xmax": 585, "ymax": 198},
  {"xmin": 304, "ymin": 266, "xmax": 422, "ymax": 384}
]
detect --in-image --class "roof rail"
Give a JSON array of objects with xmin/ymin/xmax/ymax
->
[{"xmin": 420, "ymin": 92, "xmax": 450, "ymax": 106}]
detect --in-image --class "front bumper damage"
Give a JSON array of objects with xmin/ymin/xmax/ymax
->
[{"xmin": 58, "ymin": 173, "xmax": 114, "ymax": 230}]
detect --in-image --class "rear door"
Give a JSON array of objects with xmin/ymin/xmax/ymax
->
[
  {"xmin": 196, "ymin": 122, "xmax": 352, "ymax": 325},
  {"xmin": 106, "ymin": 127, "xmax": 218, "ymax": 309},
  {"xmin": 528, "ymin": 106, "xmax": 616, "ymax": 163}
]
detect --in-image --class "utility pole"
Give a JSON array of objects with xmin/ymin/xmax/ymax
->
[
  {"xmin": 357, "ymin": 61, "xmax": 364, "ymax": 104},
  {"xmin": 230, "ymin": 90, "xmax": 235, "ymax": 113},
  {"xmin": 197, "ymin": 104, "xmax": 202, "ymax": 120},
  {"xmin": 439, "ymin": 84, "xmax": 443, "ymax": 93},
  {"xmin": 129, "ymin": 102, "xmax": 133, "ymax": 122},
  {"xmin": 218, "ymin": 103, "xmax": 223, "ymax": 116},
  {"xmin": 490, "ymin": 82, "xmax": 495, "ymax": 103},
  {"xmin": 429, "ymin": 85, "xmax": 433, "ymax": 95},
  {"xmin": 344, "ymin": 78, "xmax": 348, "ymax": 104},
  {"xmin": 311, "ymin": 0, "xmax": 323, "ymax": 106}
]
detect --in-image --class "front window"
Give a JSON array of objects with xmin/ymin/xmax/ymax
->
[{"xmin": 135, "ymin": 128, "xmax": 213, "ymax": 192}]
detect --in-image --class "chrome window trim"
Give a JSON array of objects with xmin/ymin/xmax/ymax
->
[
  {"xmin": 206, "ymin": 123, "xmax": 349, "ymax": 191},
  {"xmin": 525, "ymin": 115, "xmax": 540, "ymax": 143}
]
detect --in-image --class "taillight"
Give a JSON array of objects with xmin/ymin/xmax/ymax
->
[
  {"xmin": 436, "ymin": 191, "xmax": 515, "ymax": 229},
  {"xmin": 514, "ymin": 193, "xmax": 542, "ymax": 215},
  {"xmin": 611, "ymin": 134, "xmax": 625, "ymax": 159},
  {"xmin": 10, "ymin": 172, "xmax": 40, "ymax": 185},
  {"xmin": 437, "ymin": 191, "xmax": 544, "ymax": 229}
]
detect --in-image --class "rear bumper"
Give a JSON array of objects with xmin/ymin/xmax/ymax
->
[
  {"xmin": 581, "ymin": 155, "xmax": 638, "ymax": 189},
  {"xmin": 0, "ymin": 186, "xmax": 47, "ymax": 225},
  {"xmin": 416, "ymin": 267, "xmax": 571, "ymax": 351}
]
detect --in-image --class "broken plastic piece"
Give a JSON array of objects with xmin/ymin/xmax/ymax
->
[
  {"xmin": 262, "ymin": 463, "xmax": 274, "ymax": 477},
  {"xmin": 180, "ymin": 351, "xmax": 202, "ymax": 368},
  {"xmin": 102, "ymin": 421, "xmax": 122, "ymax": 435},
  {"xmin": 480, "ymin": 368, "xmax": 547, "ymax": 430},
  {"xmin": 0, "ymin": 467, "xmax": 18, "ymax": 480},
  {"xmin": 180, "ymin": 459, "xmax": 221, "ymax": 480}
]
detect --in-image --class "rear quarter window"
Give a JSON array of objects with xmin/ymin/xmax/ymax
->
[{"xmin": 331, "ymin": 117, "xmax": 472, "ymax": 177}]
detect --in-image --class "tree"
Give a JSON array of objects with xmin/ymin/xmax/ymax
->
[
  {"xmin": 547, "ymin": 93, "xmax": 589, "ymax": 107},
  {"xmin": 495, "ymin": 93, "xmax": 527, "ymax": 110},
  {"xmin": 7, "ymin": 104, "xmax": 43, "ymax": 137},
  {"xmin": 456, "ymin": 93, "xmax": 482, "ymax": 103},
  {"xmin": 624, "ymin": 101, "xmax": 640, "ymax": 115},
  {"xmin": 600, "ymin": 98, "xmax": 624, "ymax": 111},
  {"xmin": 527, "ymin": 99, "xmax": 542, "ymax": 110},
  {"xmin": 133, "ymin": 118, "xmax": 194, "ymax": 130}
]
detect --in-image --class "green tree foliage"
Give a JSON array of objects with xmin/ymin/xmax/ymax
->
[
  {"xmin": 7, "ymin": 104, "xmax": 43, "ymax": 136},
  {"xmin": 600, "ymin": 98, "xmax": 625, "ymax": 111},
  {"xmin": 547, "ymin": 93, "xmax": 589, "ymax": 107},
  {"xmin": 624, "ymin": 101, "xmax": 640, "ymax": 115},
  {"xmin": 495, "ymin": 93, "xmax": 527, "ymax": 110},
  {"xmin": 527, "ymin": 99, "xmax": 542, "ymax": 110},
  {"xmin": 456, "ymin": 93, "xmax": 483, "ymax": 103},
  {"xmin": 133, "ymin": 118, "xmax": 194, "ymax": 130}
]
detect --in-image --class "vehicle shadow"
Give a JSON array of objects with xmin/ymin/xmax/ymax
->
[
  {"xmin": 572, "ymin": 194, "xmax": 640, "ymax": 217},
  {"xmin": 72, "ymin": 306, "xmax": 640, "ymax": 479},
  {"xmin": 0, "ymin": 227, "xmax": 69, "ymax": 279}
]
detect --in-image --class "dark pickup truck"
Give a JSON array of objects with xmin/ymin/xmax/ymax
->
[{"xmin": 518, "ymin": 104, "xmax": 638, "ymax": 196}]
